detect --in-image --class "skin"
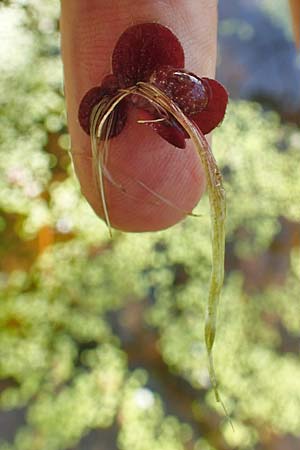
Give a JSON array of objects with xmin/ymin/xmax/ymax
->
[{"xmin": 60, "ymin": 0, "xmax": 218, "ymax": 232}]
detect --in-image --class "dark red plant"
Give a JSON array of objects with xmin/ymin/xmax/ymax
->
[
  {"xmin": 77, "ymin": 22, "xmax": 231, "ymax": 422},
  {"xmin": 78, "ymin": 23, "xmax": 228, "ymax": 149}
]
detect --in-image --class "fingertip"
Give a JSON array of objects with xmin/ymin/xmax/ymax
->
[
  {"xmin": 72, "ymin": 109, "xmax": 206, "ymax": 231},
  {"xmin": 61, "ymin": 0, "xmax": 216, "ymax": 231}
]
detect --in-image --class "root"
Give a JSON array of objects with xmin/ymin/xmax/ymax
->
[
  {"xmin": 85, "ymin": 82, "xmax": 231, "ymax": 426},
  {"xmin": 71, "ymin": 147, "xmax": 200, "ymax": 218},
  {"xmin": 137, "ymin": 117, "xmax": 166, "ymax": 124},
  {"xmin": 89, "ymin": 92, "xmax": 129, "ymax": 236},
  {"xmin": 132, "ymin": 178, "xmax": 200, "ymax": 217},
  {"xmin": 126, "ymin": 82, "xmax": 232, "ymax": 427},
  {"xmin": 72, "ymin": 109, "xmax": 200, "ymax": 221}
]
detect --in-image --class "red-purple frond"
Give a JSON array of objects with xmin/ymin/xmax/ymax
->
[
  {"xmin": 191, "ymin": 78, "xmax": 228, "ymax": 135},
  {"xmin": 150, "ymin": 120, "xmax": 187, "ymax": 149},
  {"xmin": 150, "ymin": 66, "xmax": 209, "ymax": 115},
  {"xmin": 78, "ymin": 74, "xmax": 127, "ymax": 137},
  {"xmin": 136, "ymin": 108, "xmax": 187, "ymax": 149},
  {"xmin": 78, "ymin": 86, "xmax": 104, "ymax": 135},
  {"xmin": 112, "ymin": 23, "xmax": 185, "ymax": 88}
]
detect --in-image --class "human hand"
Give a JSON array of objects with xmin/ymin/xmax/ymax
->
[{"xmin": 60, "ymin": 0, "xmax": 218, "ymax": 232}]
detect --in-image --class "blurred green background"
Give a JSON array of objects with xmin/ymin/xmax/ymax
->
[{"xmin": 0, "ymin": 1, "xmax": 300, "ymax": 449}]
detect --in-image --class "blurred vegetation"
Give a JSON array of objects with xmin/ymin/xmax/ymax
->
[
  {"xmin": 259, "ymin": 0, "xmax": 292, "ymax": 38},
  {"xmin": 0, "ymin": 1, "xmax": 300, "ymax": 450}
]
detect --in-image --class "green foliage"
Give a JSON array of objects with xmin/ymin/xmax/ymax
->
[
  {"xmin": 118, "ymin": 374, "xmax": 193, "ymax": 450},
  {"xmin": 1, "ymin": 1, "xmax": 300, "ymax": 450}
]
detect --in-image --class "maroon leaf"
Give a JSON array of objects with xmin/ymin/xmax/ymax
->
[
  {"xmin": 149, "ymin": 120, "xmax": 187, "ymax": 149},
  {"xmin": 150, "ymin": 66, "xmax": 209, "ymax": 115},
  {"xmin": 112, "ymin": 23, "xmax": 185, "ymax": 88},
  {"xmin": 78, "ymin": 74, "xmax": 127, "ymax": 137},
  {"xmin": 191, "ymin": 78, "xmax": 228, "ymax": 135},
  {"xmin": 78, "ymin": 24, "xmax": 228, "ymax": 144},
  {"xmin": 78, "ymin": 86, "xmax": 104, "ymax": 135},
  {"xmin": 137, "ymin": 109, "xmax": 187, "ymax": 149}
]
